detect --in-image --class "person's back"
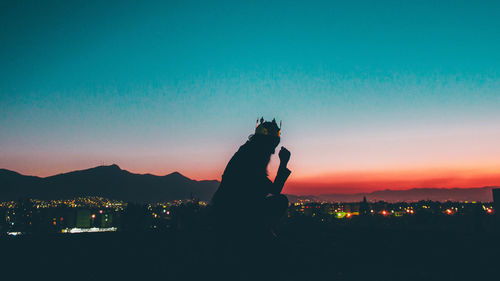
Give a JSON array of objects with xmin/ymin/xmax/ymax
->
[
  {"xmin": 209, "ymin": 118, "xmax": 293, "ymax": 280},
  {"xmin": 211, "ymin": 118, "xmax": 291, "ymax": 234}
]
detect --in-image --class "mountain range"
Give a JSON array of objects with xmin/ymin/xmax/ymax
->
[
  {"xmin": 0, "ymin": 164, "xmax": 219, "ymax": 203},
  {"xmin": 287, "ymin": 186, "xmax": 497, "ymax": 203},
  {"xmin": 1, "ymin": 165, "xmax": 498, "ymax": 203}
]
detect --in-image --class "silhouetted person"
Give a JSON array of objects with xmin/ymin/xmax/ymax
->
[
  {"xmin": 210, "ymin": 118, "xmax": 291, "ymax": 279},
  {"xmin": 211, "ymin": 118, "xmax": 291, "ymax": 239}
]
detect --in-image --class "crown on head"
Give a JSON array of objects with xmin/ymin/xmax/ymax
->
[{"xmin": 255, "ymin": 117, "xmax": 281, "ymax": 137}]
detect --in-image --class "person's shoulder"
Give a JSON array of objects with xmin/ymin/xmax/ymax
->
[{"xmin": 231, "ymin": 143, "xmax": 254, "ymax": 161}]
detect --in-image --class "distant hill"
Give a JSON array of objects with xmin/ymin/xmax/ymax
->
[
  {"xmin": 0, "ymin": 164, "xmax": 219, "ymax": 203},
  {"xmin": 1, "ymin": 165, "xmax": 497, "ymax": 203},
  {"xmin": 287, "ymin": 186, "xmax": 498, "ymax": 203}
]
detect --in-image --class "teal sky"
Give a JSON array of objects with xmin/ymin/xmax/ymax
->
[{"xmin": 1, "ymin": 0, "xmax": 500, "ymax": 191}]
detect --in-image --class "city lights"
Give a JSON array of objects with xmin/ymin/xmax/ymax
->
[
  {"xmin": 61, "ymin": 227, "xmax": 118, "ymax": 234},
  {"xmin": 1, "ymin": 196, "xmax": 497, "ymax": 236}
]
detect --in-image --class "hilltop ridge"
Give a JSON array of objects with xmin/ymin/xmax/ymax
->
[
  {"xmin": 0, "ymin": 165, "xmax": 219, "ymax": 203},
  {"xmin": 1, "ymin": 165, "xmax": 497, "ymax": 202}
]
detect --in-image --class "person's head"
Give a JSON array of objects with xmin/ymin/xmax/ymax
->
[
  {"xmin": 239, "ymin": 118, "xmax": 281, "ymax": 175},
  {"xmin": 251, "ymin": 117, "xmax": 281, "ymax": 154},
  {"xmin": 248, "ymin": 134, "xmax": 280, "ymax": 155}
]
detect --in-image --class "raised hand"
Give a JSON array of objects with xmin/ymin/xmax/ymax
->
[{"xmin": 278, "ymin": 146, "xmax": 291, "ymax": 167}]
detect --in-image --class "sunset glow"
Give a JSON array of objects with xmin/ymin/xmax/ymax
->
[
  {"xmin": 1, "ymin": 1, "xmax": 500, "ymax": 195},
  {"xmin": 285, "ymin": 166, "xmax": 500, "ymax": 194}
]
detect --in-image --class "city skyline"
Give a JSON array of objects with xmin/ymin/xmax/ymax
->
[{"xmin": 2, "ymin": 0, "xmax": 500, "ymax": 193}]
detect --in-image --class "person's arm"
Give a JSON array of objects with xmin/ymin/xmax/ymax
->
[{"xmin": 270, "ymin": 147, "xmax": 291, "ymax": 195}]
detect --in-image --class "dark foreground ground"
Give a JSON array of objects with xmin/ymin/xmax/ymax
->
[{"xmin": 1, "ymin": 216, "xmax": 499, "ymax": 281}]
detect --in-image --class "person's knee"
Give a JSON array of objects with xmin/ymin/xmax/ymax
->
[{"xmin": 275, "ymin": 194, "xmax": 289, "ymax": 209}]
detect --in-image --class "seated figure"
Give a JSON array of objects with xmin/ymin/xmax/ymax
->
[{"xmin": 211, "ymin": 117, "xmax": 291, "ymax": 238}]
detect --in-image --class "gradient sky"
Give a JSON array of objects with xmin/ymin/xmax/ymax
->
[{"xmin": 1, "ymin": 0, "xmax": 500, "ymax": 194}]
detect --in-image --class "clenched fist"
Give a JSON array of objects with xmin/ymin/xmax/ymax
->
[{"xmin": 279, "ymin": 146, "xmax": 291, "ymax": 167}]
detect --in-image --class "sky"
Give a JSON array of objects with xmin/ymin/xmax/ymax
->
[{"xmin": 1, "ymin": 0, "xmax": 500, "ymax": 194}]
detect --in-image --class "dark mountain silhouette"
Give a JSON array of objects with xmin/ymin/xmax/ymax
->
[
  {"xmin": 0, "ymin": 164, "xmax": 219, "ymax": 203},
  {"xmin": 1, "ymin": 165, "xmax": 496, "ymax": 202},
  {"xmin": 287, "ymin": 186, "xmax": 497, "ymax": 203}
]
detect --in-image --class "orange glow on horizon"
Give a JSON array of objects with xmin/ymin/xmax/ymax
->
[
  {"xmin": 284, "ymin": 166, "xmax": 500, "ymax": 194},
  {"xmin": 4, "ymin": 161, "xmax": 500, "ymax": 196}
]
